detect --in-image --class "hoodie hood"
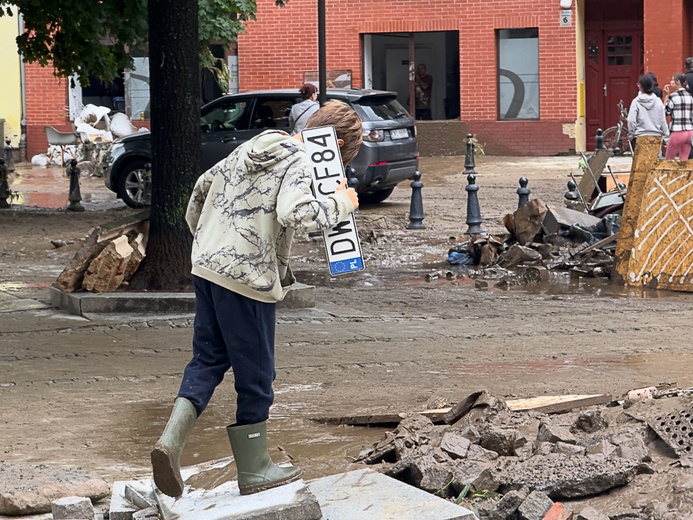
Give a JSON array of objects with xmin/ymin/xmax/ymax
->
[
  {"xmin": 238, "ymin": 130, "xmax": 304, "ymax": 175},
  {"xmin": 636, "ymin": 92, "xmax": 659, "ymax": 110}
]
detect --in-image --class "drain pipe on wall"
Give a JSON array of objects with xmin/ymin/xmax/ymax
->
[{"xmin": 18, "ymin": 12, "xmax": 27, "ymax": 162}]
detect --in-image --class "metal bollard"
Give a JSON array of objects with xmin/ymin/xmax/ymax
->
[
  {"xmin": 463, "ymin": 133, "xmax": 476, "ymax": 175},
  {"xmin": 0, "ymin": 158, "xmax": 10, "ymax": 209},
  {"xmin": 4, "ymin": 138, "xmax": 14, "ymax": 171},
  {"xmin": 595, "ymin": 128, "xmax": 604, "ymax": 150},
  {"xmin": 517, "ymin": 177, "xmax": 530, "ymax": 209},
  {"xmin": 464, "ymin": 174, "xmax": 484, "ymax": 235},
  {"xmin": 406, "ymin": 171, "xmax": 425, "ymax": 229},
  {"xmin": 66, "ymin": 159, "xmax": 85, "ymax": 212}
]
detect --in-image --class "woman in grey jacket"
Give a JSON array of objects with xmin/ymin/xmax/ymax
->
[
  {"xmin": 289, "ymin": 83, "xmax": 320, "ymax": 135},
  {"xmin": 627, "ymin": 74, "xmax": 669, "ymax": 153}
]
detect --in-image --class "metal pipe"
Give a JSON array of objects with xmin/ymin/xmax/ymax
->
[{"xmin": 317, "ymin": 0, "xmax": 327, "ymax": 105}]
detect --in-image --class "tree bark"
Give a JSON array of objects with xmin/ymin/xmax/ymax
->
[{"xmin": 129, "ymin": 0, "xmax": 200, "ymax": 291}]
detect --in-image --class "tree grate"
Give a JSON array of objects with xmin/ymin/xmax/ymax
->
[{"xmin": 652, "ymin": 409, "xmax": 693, "ymax": 455}]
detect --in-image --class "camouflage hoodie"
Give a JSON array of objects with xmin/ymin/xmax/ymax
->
[{"xmin": 186, "ymin": 130, "xmax": 353, "ymax": 302}]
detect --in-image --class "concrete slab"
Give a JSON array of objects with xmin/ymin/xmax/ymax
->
[
  {"xmin": 307, "ymin": 468, "xmax": 476, "ymax": 520},
  {"xmin": 156, "ymin": 480, "xmax": 321, "ymax": 520},
  {"xmin": 50, "ymin": 283, "xmax": 316, "ymax": 316}
]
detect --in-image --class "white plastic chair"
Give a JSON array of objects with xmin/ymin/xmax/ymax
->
[{"xmin": 44, "ymin": 126, "xmax": 79, "ymax": 166}]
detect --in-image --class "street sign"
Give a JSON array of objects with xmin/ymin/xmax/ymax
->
[
  {"xmin": 303, "ymin": 125, "xmax": 365, "ymax": 276},
  {"xmin": 560, "ymin": 10, "xmax": 572, "ymax": 27}
]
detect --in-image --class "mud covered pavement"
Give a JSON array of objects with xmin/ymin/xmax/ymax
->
[{"xmin": 2, "ymin": 155, "xmax": 693, "ymax": 518}]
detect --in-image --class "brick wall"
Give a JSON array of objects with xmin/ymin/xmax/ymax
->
[
  {"xmin": 25, "ymin": 62, "xmax": 70, "ymax": 157},
  {"xmin": 239, "ymin": 0, "xmax": 578, "ymax": 155}
]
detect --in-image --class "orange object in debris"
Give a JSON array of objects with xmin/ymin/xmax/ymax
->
[{"xmin": 543, "ymin": 502, "xmax": 572, "ymax": 520}]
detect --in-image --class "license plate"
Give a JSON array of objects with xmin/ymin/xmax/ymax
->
[
  {"xmin": 302, "ymin": 125, "xmax": 365, "ymax": 276},
  {"xmin": 390, "ymin": 128, "xmax": 409, "ymax": 140}
]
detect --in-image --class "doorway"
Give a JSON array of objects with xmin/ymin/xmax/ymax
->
[
  {"xmin": 584, "ymin": 0, "xmax": 643, "ymax": 149},
  {"xmin": 364, "ymin": 31, "xmax": 460, "ymax": 120}
]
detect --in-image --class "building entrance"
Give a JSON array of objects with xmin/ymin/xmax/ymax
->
[{"xmin": 584, "ymin": 0, "xmax": 643, "ymax": 149}]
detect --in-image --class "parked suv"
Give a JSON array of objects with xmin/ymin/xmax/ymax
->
[{"xmin": 104, "ymin": 88, "xmax": 419, "ymax": 208}]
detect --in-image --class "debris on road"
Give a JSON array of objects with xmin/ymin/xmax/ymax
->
[{"xmin": 353, "ymin": 387, "xmax": 693, "ymax": 519}]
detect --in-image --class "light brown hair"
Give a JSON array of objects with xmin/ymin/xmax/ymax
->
[{"xmin": 305, "ymin": 100, "xmax": 363, "ymax": 165}]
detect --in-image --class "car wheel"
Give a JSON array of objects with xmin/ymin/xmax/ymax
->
[
  {"xmin": 358, "ymin": 187, "xmax": 395, "ymax": 205},
  {"xmin": 117, "ymin": 160, "xmax": 151, "ymax": 208}
]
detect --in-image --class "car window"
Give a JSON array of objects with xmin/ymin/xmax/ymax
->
[
  {"xmin": 250, "ymin": 99, "xmax": 295, "ymax": 130},
  {"xmin": 353, "ymin": 96, "xmax": 410, "ymax": 121},
  {"xmin": 201, "ymin": 100, "xmax": 248, "ymax": 133}
]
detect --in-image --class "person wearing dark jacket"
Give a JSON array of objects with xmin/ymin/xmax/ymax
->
[{"xmin": 685, "ymin": 57, "xmax": 693, "ymax": 97}]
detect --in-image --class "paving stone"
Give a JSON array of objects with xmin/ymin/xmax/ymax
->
[
  {"xmin": 307, "ymin": 468, "xmax": 475, "ymax": 520},
  {"xmin": 156, "ymin": 479, "xmax": 321, "ymax": 520},
  {"xmin": 51, "ymin": 496, "xmax": 94, "ymax": 519}
]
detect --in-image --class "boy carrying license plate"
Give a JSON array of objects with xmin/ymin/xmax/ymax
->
[{"xmin": 302, "ymin": 125, "xmax": 365, "ymax": 275}]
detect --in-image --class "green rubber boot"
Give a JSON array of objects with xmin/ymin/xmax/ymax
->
[
  {"xmin": 150, "ymin": 397, "xmax": 197, "ymax": 497},
  {"xmin": 227, "ymin": 421, "xmax": 303, "ymax": 495}
]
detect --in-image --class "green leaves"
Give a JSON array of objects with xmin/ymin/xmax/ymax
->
[{"xmin": 0, "ymin": 0, "xmax": 282, "ymax": 85}]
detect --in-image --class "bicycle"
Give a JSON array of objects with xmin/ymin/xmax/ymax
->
[{"xmin": 601, "ymin": 99, "xmax": 632, "ymax": 155}]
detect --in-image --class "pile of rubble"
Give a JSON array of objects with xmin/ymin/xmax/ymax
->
[
  {"xmin": 355, "ymin": 389, "xmax": 693, "ymax": 519},
  {"xmin": 444, "ymin": 197, "xmax": 620, "ymax": 288}
]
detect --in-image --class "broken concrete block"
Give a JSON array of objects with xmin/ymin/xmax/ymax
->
[
  {"xmin": 478, "ymin": 425, "xmax": 523, "ymax": 456},
  {"xmin": 537, "ymin": 422, "xmax": 577, "ymax": 445},
  {"xmin": 575, "ymin": 505, "xmax": 610, "ymax": 520},
  {"xmin": 387, "ymin": 455, "xmax": 454, "ymax": 496},
  {"xmin": 542, "ymin": 205, "xmax": 602, "ymax": 236},
  {"xmin": 440, "ymin": 432, "xmax": 471, "ymax": 459},
  {"xmin": 132, "ymin": 507, "xmax": 159, "ymax": 519},
  {"xmin": 496, "ymin": 453, "xmax": 639, "ymax": 499},
  {"xmin": 517, "ymin": 490, "xmax": 554, "ymax": 520},
  {"xmin": 542, "ymin": 502, "xmax": 573, "ymax": 520},
  {"xmin": 156, "ymin": 479, "xmax": 322, "ymax": 520},
  {"xmin": 611, "ymin": 432, "xmax": 649, "ymax": 462},
  {"xmin": 554, "ymin": 441, "xmax": 585, "ymax": 456},
  {"xmin": 487, "ymin": 489, "xmax": 526, "ymax": 520},
  {"xmin": 54, "ymin": 227, "xmax": 108, "ymax": 293},
  {"xmin": 308, "ymin": 468, "xmax": 476, "ymax": 520},
  {"xmin": 466, "ymin": 443, "xmax": 499, "ymax": 462},
  {"xmin": 51, "ymin": 496, "xmax": 94, "ymax": 519},
  {"xmin": 82, "ymin": 235, "xmax": 134, "ymax": 293},
  {"xmin": 0, "ymin": 462, "xmax": 110, "ymax": 515},
  {"xmin": 451, "ymin": 459, "xmax": 499, "ymax": 494},
  {"xmin": 572, "ymin": 410, "xmax": 609, "ymax": 433},
  {"xmin": 584, "ymin": 439, "xmax": 617, "ymax": 458}
]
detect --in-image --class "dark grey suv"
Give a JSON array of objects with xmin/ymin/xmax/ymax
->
[{"xmin": 104, "ymin": 89, "xmax": 419, "ymax": 208}]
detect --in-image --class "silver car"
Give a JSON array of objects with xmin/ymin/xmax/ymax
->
[{"xmin": 104, "ymin": 89, "xmax": 419, "ymax": 207}]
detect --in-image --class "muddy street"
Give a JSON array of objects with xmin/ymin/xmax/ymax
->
[{"xmin": 2, "ymin": 155, "xmax": 693, "ymax": 517}]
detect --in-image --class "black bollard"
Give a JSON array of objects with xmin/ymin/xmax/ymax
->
[
  {"xmin": 406, "ymin": 171, "xmax": 425, "ymax": 229},
  {"xmin": 595, "ymin": 128, "xmax": 604, "ymax": 151},
  {"xmin": 464, "ymin": 133, "xmax": 477, "ymax": 175},
  {"xmin": 0, "ymin": 158, "xmax": 10, "ymax": 209},
  {"xmin": 564, "ymin": 179, "xmax": 579, "ymax": 201},
  {"xmin": 465, "ymin": 174, "xmax": 484, "ymax": 235},
  {"xmin": 66, "ymin": 159, "xmax": 85, "ymax": 212},
  {"xmin": 517, "ymin": 177, "xmax": 531, "ymax": 209},
  {"xmin": 4, "ymin": 138, "xmax": 14, "ymax": 171}
]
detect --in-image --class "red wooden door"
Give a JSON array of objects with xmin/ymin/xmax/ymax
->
[{"xmin": 585, "ymin": 26, "xmax": 643, "ymax": 149}]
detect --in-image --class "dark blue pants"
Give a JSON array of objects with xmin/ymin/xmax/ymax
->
[{"xmin": 177, "ymin": 275, "xmax": 276, "ymax": 425}]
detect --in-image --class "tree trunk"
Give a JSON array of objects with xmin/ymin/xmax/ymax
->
[{"xmin": 129, "ymin": 0, "xmax": 200, "ymax": 291}]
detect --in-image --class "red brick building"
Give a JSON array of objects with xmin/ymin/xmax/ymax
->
[{"xmin": 22, "ymin": 0, "xmax": 693, "ymax": 157}]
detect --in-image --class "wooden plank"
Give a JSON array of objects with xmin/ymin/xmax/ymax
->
[
  {"xmin": 311, "ymin": 408, "xmax": 450, "ymax": 427},
  {"xmin": 621, "ymin": 163, "xmax": 693, "ymax": 291},
  {"xmin": 578, "ymin": 149, "xmax": 610, "ymax": 202},
  {"xmin": 506, "ymin": 394, "xmax": 612, "ymax": 413},
  {"xmin": 572, "ymin": 232, "xmax": 619, "ymax": 256},
  {"xmin": 614, "ymin": 136, "xmax": 662, "ymax": 283}
]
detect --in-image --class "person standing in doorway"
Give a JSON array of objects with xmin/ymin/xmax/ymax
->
[
  {"xmin": 289, "ymin": 83, "xmax": 319, "ymax": 135},
  {"xmin": 627, "ymin": 74, "xmax": 669, "ymax": 153},
  {"xmin": 415, "ymin": 63, "xmax": 433, "ymax": 120},
  {"xmin": 663, "ymin": 72, "xmax": 693, "ymax": 160},
  {"xmin": 150, "ymin": 101, "xmax": 363, "ymax": 499}
]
